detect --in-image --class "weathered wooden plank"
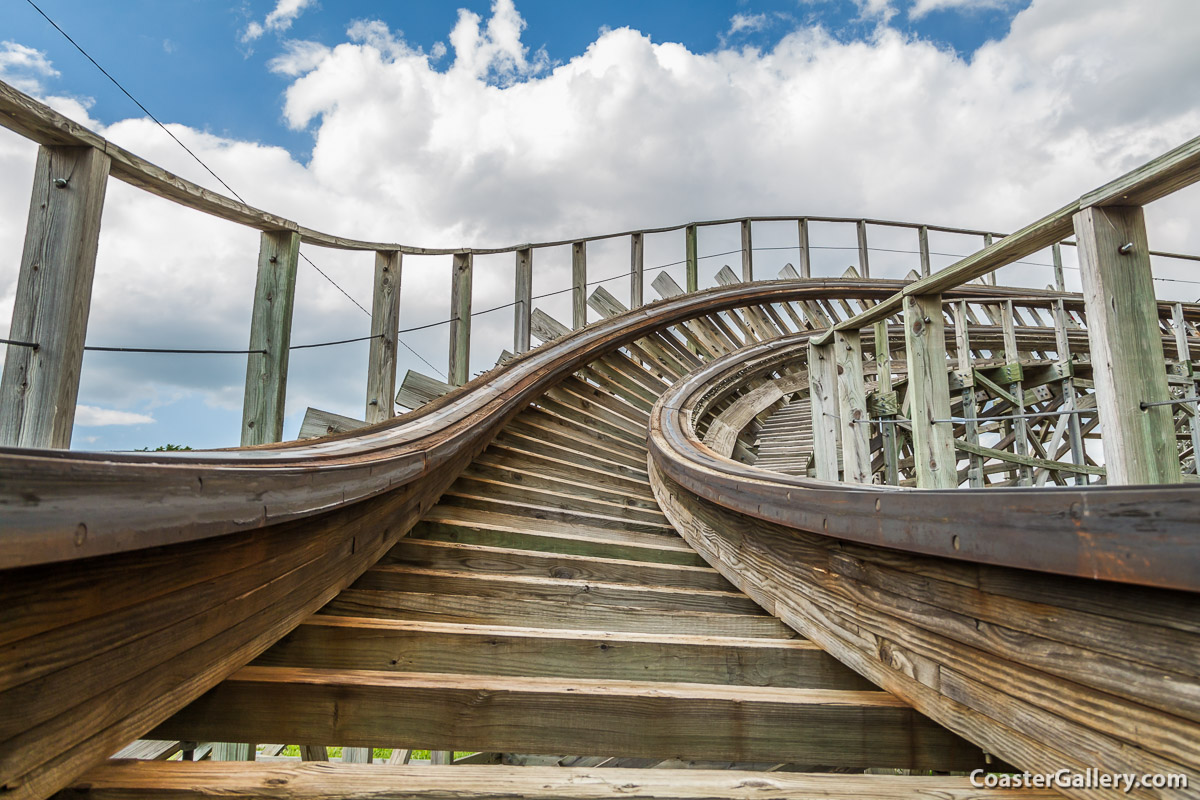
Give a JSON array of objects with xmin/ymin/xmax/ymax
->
[
  {"xmin": 240, "ymin": 230, "xmax": 300, "ymax": 446},
  {"xmin": 210, "ymin": 743, "xmax": 253, "ymax": 762},
  {"xmin": 807, "ymin": 342, "xmax": 840, "ymax": 481},
  {"xmin": 951, "ymin": 304, "xmax": 984, "ymax": 487},
  {"xmin": 917, "ymin": 225, "xmax": 930, "ymax": 277},
  {"xmin": 856, "ymin": 220, "xmax": 870, "ymax": 278},
  {"xmin": 741, "ymin": 219, "xmax": 753, "ymax": 281},
  {"xmin": 393, "ymin": 370, "xmax": 451, "ymax": 410},
  {"xmin": 63, "ymin": 761, "xmax": 1064, "ymax": 799},
  {"xmin": 873, "ymin": 321, "xmax": 900, "ymax": 485},
  {"xmin": 297, "ymin": 408, "xmax": 366, "ymax": 440},
  {"xmin": 448, "ymin": 252, "xmax": 473, "ymax": 386},
  {"xmin": 685, "ymin": 224, "xmax": 698, "ymax": 293},
  {"xmin": 365, "ymin": 251, "xmax": 402, "ymax": 424},
  {"xmin": 630, "ymin": 233, "xmax": 644, "ymax": 308},
  {"xmin": 1074, "ymin": 206, "xmax": 1180, "ymax": 484},
  {"xmin": 572, "ymin": 241, "xmax": 587, "ymax": 329},
  {"xmin": 531, "ymin": 308, "xmax": 571, "ymax": 343},
  {"xmin": 253, "ymin": 617, "xmax": 871, "ymax": 690},
  {"xmin": 0, "ymin": 145, "xmax": 110, "ymax": 449},
  {"xmin": 904, "ymin": 294, "xmax": 957, "ymax": 488},
  {"xmin": 834, "ymin": 330, "xmax": 871, "ymax": 484},
  {"xmin": 514, "ymin": 247, "xmax": 533, "ymax": 354},
  {"xmin": 797, "ymin": 220, "xmax": 812, "ymax": 278},
  {"xmin": 154, "ymin": 667, "xmax": 980, "ymax": 770}
]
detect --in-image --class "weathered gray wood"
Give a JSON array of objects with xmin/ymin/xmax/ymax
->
[
  {"xmin": 740, "ymin": 219, "xmax": 753, "ymax": 282},
  {"xmin": 856, "ymin": 220, "xmax": 870, "ymax": 278},
  {"xmin": 685, "ymin": 224, "xmax": 698, "ymax": 293},
  {"xmin": 572, "ymin": 241, "xmax": 587, "ymax": 329},
  {"xmin": 110, "ymin": 740, "xmax": 185, "ymax": 761},
  {"xmin": 1074, "ymin": 206, "xmax": 1180, "ymax": 484},
  {"xmin": 834, "ymin": 330, "xmax": 871, "ymax": 484},
  {"xmin": 951, "ymin": 304, "xmax": 983, "ymax": 487},
  {"xmin": 807, "ymin": 342, "xmax": 840, "ymax": 481},
  {"xmin": 241, "ymin": 230, "xmax": 300, "ymax": 446},
  {"xmin": 299, "ymin": 746, "xmax": 327, "ymax": 762},
  {"xmin": 918, "ymin": 225, "xmax": 930, "ymax": 278},
  {"xmin": 365, "ymin": 251, "xmax": 402, "ymax": 424},
  {"xmin": 873, "ymin": 321, "xmax": 899, "ymax": 485},
  {"xmin": 1052, "ymin": 300, "xmax": 1086, "ymax": 485},
  {"xmin": 298, "ymin": 407, "xmax": 366, "ymax": 439},
  {"xmin": 394, "ymin": 370, "xmax": 451, "ymax": 410},
  {"xmin": 904, "ymin": 294, "xmax": 957, "ymax": 488},
  {"xmin": 797, "ymin": 219, "xmax": 812, "ymax": 278},
  {"xmin": 448, "ymin": 252, "xmax": 473, "ymax": 386},
  {"xmin": 1172, "ymin": 303, "xmax": 1200, "ymax": 474},
  {"xmin": 211, "ymin": 743, "xmax": 254, "ymax": 762},
  {"xmin": 1002, "ymin": 300, "xmax": 1032, "ymax": 485},
  {"xmin": 1051, "ymin": 243, "xmax": 1065, "ymax": 292},
  {"xmin": 342, "ymin": 748, "xmax": 371, "ymax": 764},
  {"xmin": 0, "ymin": 145, "xmax": 110, "ymax": 449},
  {"xmin": 630, "ymin": 233, "xmax": 644, "ymax": 309},
  {"xmin": 514, "ymin": 247, "xmax": 532, "ymax": 354},
  {"xmin": 530, "ymin": 308, "xmax": 570, "ymax": 343}
]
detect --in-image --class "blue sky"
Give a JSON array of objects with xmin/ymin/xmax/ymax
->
[
  {"xmin": 1, "ymin": 0, "xmax": 1196, "ymax": 452},
  {"xmin": 9, "ymin": 0, "xmax": 1028, "ymax": 162}
]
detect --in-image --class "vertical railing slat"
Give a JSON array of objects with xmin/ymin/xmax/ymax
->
[
  {"xmin": 448, "ymin": 252, "xmax": 473, "ymax": 386},
  {"xmin": 740, "ymin": 219, "xmax": 753, "ymax": 282},
  {"xmin": 241, "ymin": 229, "xmax": 300, "ymax": 446},
  {"xmin": 364, "ymin": 250, "xmax": 402, "ymax": 424},
  {"xmin": 514, "ymin": 247, "xmax": 532, "ymax": 353},
  {"xmin": 571, "ymin": 241, "xmax": 587, "ymax": 329}
]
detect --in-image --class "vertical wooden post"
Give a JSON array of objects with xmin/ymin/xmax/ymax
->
[
  {"xmin": 685, "ymin": 224, "xmax": 698, "ymax": 293},
  {"xmin": 1054, "ymin": 299, "xmax": 1086, "ymax": 485},
  {"xmin": 835, "ymin": 330, "xmax": 871, "ymax": 483},
  {"xmin": 740, "ymin": 219, "xmax": 753, "ymax": 282},
  {"xmin": 856, "ymin": 220, "xmax": 870, "ymax": 278},
  {"xmin": 952, "ymin": 302, "xmax": 984, "ymax": 487},
  {"xmin": 983, "ymin": 233, "xmax": 997, "ymax": 285},
  {"xmin": 571, "ymin": 241, "xmax": 587, "ymax": 329},
  {"xmin": 808, "ymin": 341, "xmax": 840, "ymax": 481},
  {"xmin": 430, "ymin": 751, "xmax": 452, "ymax": 765},
  {"xmin": 364, "ymin": 251, "xmax": 401, "ymax": 424},
  {"xmin": 1172, "ymin": 303, "xmax": 1200, "ymax": 476},
  {"xmin": 1074, "ymin": 205, "xmax": 1180, "ymax": 485},
  {"xmin": 342, "ymin": 748, "xmax": 371, "ymax": 763},
  {"xmin": 514, "ymin": 247, "xmax": 533, "ymax": 353},
  {"xmin": 630, "ymin": 233, "xmax": 644, "ymax": 308},
  {"xmin": 212, "ymin": 743, "xmax": 254, "ymax": 761},
  {"xmin": 241, "ymin": 229, "xmax": 300, "ymax": 446},
  {"xmin": 904, "ymin": 294, "xmax": 957, "ymax": 488},
  {"xmin": 874, "ymin": 320, "xmax": 899, "ymax": 485},
  {"xmin": 0, "ymin": 145, "xmax": 110, "ymax": 449},
  {"xmin": 1052, "ymin": 243, "xmax": 1065, "ymax": 292},
  {"xmin": 797, "ymin": 219, "xmax": 811, "ymax": 278},
  {"xmin": 1002, "ymin": 300, "xmax": 1032, "ymax": 485},
  {"xmin": 918, "ymin": 225, "xmax": 931, "ymax": 278},
  {"xmin": 448, "ymin": 252, "xmax": 473, "ymax": 387}
]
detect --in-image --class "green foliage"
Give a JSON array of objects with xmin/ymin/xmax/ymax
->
[{"xmin": 134, "ymin": 443, "xmax": 193, "ymax": 451}]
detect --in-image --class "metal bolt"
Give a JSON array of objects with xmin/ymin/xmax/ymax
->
[
  {"xmin": 52, "ymin": 177, "xmax": 69, "ymax": 188},
  {"xmin": 1118, "ymin": 242, "xmax": 1134, "ymax": 255},
  {"xmin": 269, "ymin": 255, "xmax": 278, "ymax": 263}
]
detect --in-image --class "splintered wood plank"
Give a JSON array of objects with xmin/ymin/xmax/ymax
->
[
  {"xmin": 319, "ymin": 590, "xmax": 794, "ymax": 638},
  {"xmin": 64, "ymin": 761, "xmax": 1065, "ymax": 799},
  {"xmin": 153, "ymin": 667, "xmax": 983, "ymax": 770},
  {"xmin": 253, "ymin": 617, "xmax": 871, "ymax": 690},
  {"xmin": 349, "ymin": 566, "xmax": 764, "ymax": 615},
  {"xmin": 379, "ymin": 539, "xmax": 732, "ymax": 590}
]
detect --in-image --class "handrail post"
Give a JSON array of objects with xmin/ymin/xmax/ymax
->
[
  {"xmin": 448, "ymin": 252, "xmax": 473, "ymax": 386},
  {"xmin": 685, "ymin": 224, "xmax": 698, "ymax": 293},
  {"xmin": 797, "ymin": 219, "xmax": 811, "ymax": 278},
  {"xmin": 364, "ymin": 250, "xmax": 402, "ymax": 424},
  {"xmin": 1051, "ymin": 243, "xmax": 1065, "ymax": 292},
  {"xmin": 834, "ymin": 329, "xmax": 871, "ymax": 483},
  {"xmin": 1074, "ymin": 205, "xmax": 1180, "ymax": 484},
  {"xmin": 514, "ymin": 247, "xmax": 532, "ymax": 353},
  {"xmin": 918, "ymin": 225, "xmax": 931, "ymax": 278},
  {"xmin": 0, "ymin": 145, "xmax": 110, "ymax": 449},
  {"xmin": 740, "ymin": 219, "xmax": 753, "ymax": 282},
  {"xmin": 241, "ymin": 229, "xmax": 300, "ymax": 445},
  {"xmin": 571, "ymin": 241, "xmax": 587, "ymax": 329},
  {"xmin": 904, "ymin": 293, "xmax": 957, "ymax": 488},
  {"xmin": 873, "ymin": 320, "xmax": 900, "ymax": 485},
  {"xmin": 856, "ymin": 220, "xmax": 870, "ymax": 278},
  {"xmin": 630, "ymin": 233, "xmax": 644, "ymax": 308},
  {"xmin": 807, "ymin": 340, "xmax": 840, "ymax": 480}
]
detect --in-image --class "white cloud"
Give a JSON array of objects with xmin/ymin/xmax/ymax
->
[
  {"xmin": 74, "ymin": 405, "xmax": 156, "ymax": 427},
  {"xmin": 728, "ymin": 13, "xmax": 769, "ymax": 36},
  {"xmin": 0, "ymin": 40, "xmax": 59, "ymax": 94},
  {"xmin": 2, "ymin": 0, "xmax": 1199, "ymax": 450},
  {"xmin": 242, "ymin": 0, "xmax": 317, "ymax": 43},
  {"xmin": 910, "ymin": 0, "xmax": 1020, "ymax": 19}
]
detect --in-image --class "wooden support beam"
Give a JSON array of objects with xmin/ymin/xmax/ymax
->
[
  {"xmin": 298, "ymin": 407, "xmax": 366, "ymax": 439},
  {"xmin": 154, "ymin": 666, "xmax": 984, "ymax": 770},
  {"xmin": 514, "ymin": 247, "xmax": 532, "ymax": 353},
  {"xmin": 341, "ymin": 748, "xmax": 371, "ymax": 764},
  {"xmin": 241, "ymin": 229, "xmax": 300, "ymax": 446},
  {"xmin": 0, "ymin": 145, "xmax": 110, "ymax": 449},
  {"xmin": 951, "ymin": 303, "xmax": 983, "ymax": 487},
  {"xmin": 917, "ymin": 225, "xmax": 930, "ymax": 278},
  {"xmin": 630, "ymin": 233, "xmax": 644, "ymax": 309},
  {"xmin": 740, "ymin": 219, "xmax": 753, "ymax": 282},
  {"xmin": 807, "ymin": 341, "xmax": 840, "ymax": 481},
  {"xmin": 904, "ymin": 294, "xmax": 957, "ymax": 488},
  {"xmin": 1172, "ymin": 303, "xmax": 1200, "ymax": 474},
  {"xmin": 394, "ymin": 370, "xmax": 451, "ymax": 410},
  {"xmin": 571, "ymin": 241, "xmax": 587, "ymax": 329},
  {"xmin": 833, "ymin": 330, "xmax": 871, "ymax": 484},
  {"xmin": 796, "ymin": 219, "xmax": 812, "ymax": 278},
  {"xmin": 210, "ymin": 743, "xmax": 253, "ymax": 762},
  {"xmin": 685, "ymin": 223, "xmax": 698, "ymax": 293},
  {"xmin": 873, "ymin": 321, "xmax": 899, "ymax": 485},
  {"xmin": 364, "ymin": 251, "xmax": 402, "ymax": 424},
  {"xmin": 1002, "ymin": 300, "xmax": 1032, "ymax": 485},
  {"xmin": 1074, "ymin": 205, "xmax": 1180, "ymax": 484},
  {"xmin": 1051, "ymin": 242, "xmax": 1065, "ymax": 292},
  {"xmin": 448, "ymin": 252, "xmax": 473, "ymax": 386},
  {"xmin": 856, "ymin": 220, "xmax": 870, "ymax": 278}
]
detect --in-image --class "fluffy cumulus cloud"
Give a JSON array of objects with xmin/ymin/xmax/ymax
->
[
  {"xmin": 909, "ymin": 0, "xmax": 1023, "ymax": 19},
  {"xmin": 74, "ymin": 405, "xmax": 156, "ymax": 427},
  {"xmin": 1, "ymin": 0, "xmax": 1199, "ymax": 450},
  {"xmin": 243, "ymin": 0, "xmax": 318, "ymax": 43},
  {"xmin": 0, "ymin": 40, "xmax": 59, "ymax": 93}
]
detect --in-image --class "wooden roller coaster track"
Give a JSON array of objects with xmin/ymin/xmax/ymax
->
[{"xmin": 0, "ymin": 79, "xmax": 1198, "ymax": 800}]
